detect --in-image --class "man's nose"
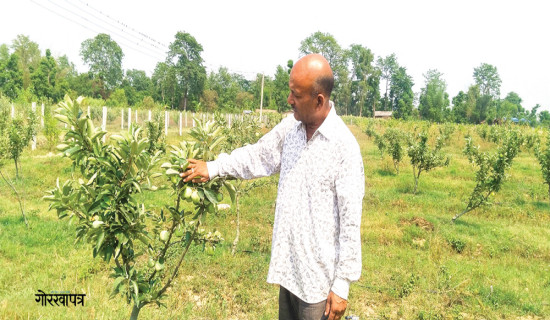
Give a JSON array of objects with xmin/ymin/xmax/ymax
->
[{"xmin": 287, "ymin": 93, "xmax": 293, "ymax": 105}]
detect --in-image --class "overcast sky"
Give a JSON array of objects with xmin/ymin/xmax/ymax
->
[{"xmin": 2, "ymin": 0, "xmax": 549, "ymax": 112}]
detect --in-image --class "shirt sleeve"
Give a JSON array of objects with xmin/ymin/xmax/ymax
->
[
  {"xmin": 208, "ymin": 116, "xmax": 297, "ymax": 180},
  {"xmin": 331, "ymin": 140, "xmax": 365, "ymax": 300}
]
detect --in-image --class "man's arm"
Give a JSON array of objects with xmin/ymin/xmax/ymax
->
[
  {"xmin": 181, "ymin": 116, "xmax": 297, "ymax": 182},
  {"xmin": 325, "ymin": 141, "xmax": 365, "ymax": 319}
]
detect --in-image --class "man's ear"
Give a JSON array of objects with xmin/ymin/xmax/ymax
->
[{"xmin": 316, "ymin": 93, "xmax": 325, "ymax": 109}]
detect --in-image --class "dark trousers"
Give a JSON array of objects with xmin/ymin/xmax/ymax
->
[{"xmin": 279, "ymin": 286, "xmax": 328, "ymax": 320}]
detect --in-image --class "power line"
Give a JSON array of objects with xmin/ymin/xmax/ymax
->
[
  {"xmin": 43, "ymin": 0, "xmax": 165, "ymax": 60},
  {"xmin": 30, "ymin": 0, "xmax": 269, "ymax": 78},
  {"xmin": 65, "ymin": 0, "xmax": 168, "ymax": 53},
  {"xmin": 76, "ymin": 0, "xmax": 168, "ymax": 49}
]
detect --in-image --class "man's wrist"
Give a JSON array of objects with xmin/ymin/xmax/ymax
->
[
  {"xmin": 206, "ymin": 161, "xmax": 218, "ymax": 179},
  {"xmin": 331, "ymin": 277, "xmax": 350, "ymax": 300}
]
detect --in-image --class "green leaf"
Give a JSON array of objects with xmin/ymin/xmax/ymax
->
[
  {"xmin": 96, "ymin": 231, "xmax": 105, "ymax": 252},
  {"xmin": 224, "ymin": 181, "xmax": 236, "ymax": 203},
  {"xmin": 87, "ymin": 171, "xmax": 99, "ymax": 185},
  {"xmin": 165, "ymin": 168, "xmax": 180, "ymax": 175},
  {"xmin": 88, "ymin": 198, "xmax": 104, "ymax": 215},
  {"xmin": 160, "ymin": 162, "xmax": 173, "ymax": 169},
  {"xmin": 204, "ymin": 188, "xmax": 219, "ymax": 204}
]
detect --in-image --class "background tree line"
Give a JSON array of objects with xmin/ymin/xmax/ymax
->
[{"xmin": 1, "ymin": 31, "xmax": 549, "ymax": 126}]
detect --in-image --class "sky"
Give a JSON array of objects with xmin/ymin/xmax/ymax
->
[{"xmin": 2, "ymin": 0, "xmax": 549, "ymax": 112}]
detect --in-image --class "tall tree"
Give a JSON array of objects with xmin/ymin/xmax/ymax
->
[
  {"xmin": 347, "ymin": 44, "xmax": 379, "ymax": 117},
  {"xmin": 389, "ymin": 66, "xmax": 414, "ymax": 119},
  {"xmin": 377, "ymin": 54, "xmax": 398, "ymax": 111},
  {"xmin": 0, "ymin": 53, "xmax": 23, "ymax": 99},
  {"xmin": 473, "ymin": 63, "xmax": 501, "ymax": 99},
  {"xmin": 152, "ymin": 62, "xmax": 177, "ymax": 106},
  {"xmin": 31, "ymin": 49, "xmax": 61, "ymax": 102},
  {"xmin": 469, "ymin": 85, "xmax": 495, "ymax": 124},
  {"xmin": 451, "ymin": 90, "xmax": 469, "ymax": 123},
  {"xmin": 122, "ymin": 69, "xmax": 153, "ymax": 106},
  {"xmin": 167, "ymin": 31, "xmax": 206, "ymax": 111},
  {"xmin": 418, "ymin": 69, "xmax": 450, "ymax": 122},
  {"xmin": 207, "ymin": 67, "xmax": 242, "ymax": 111},
  {"xmin": 80, "ymin": 33, "xmax": 124, "ymax": 98},
  {"xmin": 11, "ymin": 35, "xmax": 41, "ymax": 90},
  {"xmin": 273, "ymin": 64, "xmax": 291, "ymax": 113}
]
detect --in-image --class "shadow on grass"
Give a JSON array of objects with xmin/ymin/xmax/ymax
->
[
  {"xmin": 375, "ymin": 169, "xmax": 397, "ymax": 177},
  {"xmin": 533, "ymin": 201, "xmax": 550, "ymax": 211}
]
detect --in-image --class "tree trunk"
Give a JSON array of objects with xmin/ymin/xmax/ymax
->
[
  {"xmin": 413, "ymin": 168, "xmax": 420, "ymax": 194},
  {"xmin": 452, "ymin": 208, "xmax": 470, "ymax": 222},
  {"xmin": 394, "ymin": 160, "xmax": 399, "ymax": 175},
  {"xmin": 231, "ymin": 192, "xmax": 241, "ymax": 255},
  {"xmin": 14, "ymin": 159, "xmax": 19, "ymax": 179},
  {"xmin": 0, "ymin": 169, "xmax": 28, "ymax": 227},
  {"xmin": 183, "ymin": 89, "xmax": 188, "ymax": 112},
  {"xmin": 129, "ymin": 304, "xmax": 141, "ymax": 320}
]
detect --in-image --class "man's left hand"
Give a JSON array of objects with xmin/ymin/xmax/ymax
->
[{"xmin": 324, "ymin": 291, "xmax": 347, "ymax": 320}]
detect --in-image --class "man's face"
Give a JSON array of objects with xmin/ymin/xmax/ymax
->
[{"xmin": 287, "ymin": 70, "xmax": 316, "ymax": 123}]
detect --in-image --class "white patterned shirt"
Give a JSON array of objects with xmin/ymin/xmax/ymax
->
[{"xmin": 207, "ymin": 107, "xmax": 364, "ymax": 303}]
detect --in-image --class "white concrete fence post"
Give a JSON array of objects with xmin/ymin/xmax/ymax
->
[
  {"xmin": 102, "ymin": 106, "xmax": 107, "ymax": 143},
  {"xmin": 135, "ymin": 109, "xmax": 138, "ymax": 124},
  {"xmin": 165, "ymin": 111, "xmax": 169, "ymax": 136},
  {"xmin": 121, "ymin": 109, "xmax": 124, "ymax": 129},
  {"xmin": 31, "ymin": 102, "xmax": 36, "ymax": 150},
  {"xmin": 148, "ymin": 110, "xmax": 152, "ymax": 122},
  {"xmin": 41, "ymin": 103, "xmax": 44, "ymax": 127},
  {"xmin": 179, "ymin": 112, "xmax": 182, "ymax": 136},
  {"xmin": 127, "ymin": 108, "xmax": 131, "ymax": 130},
  {"xmin": 11, "ymin": 104, "xmax": 15, "ymax": 118}
]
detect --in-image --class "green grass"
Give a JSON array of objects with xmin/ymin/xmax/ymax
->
[{"xmin": 0, "ymin": 121, "xmax": 549, "ymax": 319}]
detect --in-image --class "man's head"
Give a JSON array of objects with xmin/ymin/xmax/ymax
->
[{"xmin": 287, "ymin": 54, "xmax": 334, "ymax": 125}]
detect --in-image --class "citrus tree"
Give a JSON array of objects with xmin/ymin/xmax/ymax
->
[
  {"xmin": 0, "ymin": 102, "xmax": 37, "ymax": 179},
  {"xmin": 452, "ymin": 128, "xmax": 522, "ymax": 221},
  {"xmin": 45, "ymin": 96, "xmax": 228, "ymax": 319},
  {"xmin": 0, "ymin": 98, "xmax": 35, "ymax": 227},
  {"xmin": 383, "ymin": 127, "xmax": 406, "ymax": 174},
  {"xmin": 407, "ymin": 131, "xmax": 450, "ymax": 194}
]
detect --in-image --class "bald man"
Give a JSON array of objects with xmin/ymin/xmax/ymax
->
[{"xmin": 182, "ymin": 54, "xmax": 364, "ymax": 320}]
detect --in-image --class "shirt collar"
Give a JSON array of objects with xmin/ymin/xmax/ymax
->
[
  {"xmin": 315, "ymin": 106, "xmax": 338, "ymax": 141},
  {"xmin": 294, "ymin": 105, "xmax": 339, "ymax": 141}
]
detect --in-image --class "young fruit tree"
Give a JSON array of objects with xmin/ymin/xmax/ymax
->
[
  {"xmin": 0, "ymin": 99, "xmax": 36, "ymax": 227},
  {"xmin": 535, "ymin": 132, "xmax": 550, "ymax": 202},
  {"xmin": 407, "ymin": 131, "xmax": 450, "ymax": 194},
  {"xmin": 44, "ymin": 96, "xmax": 229, "ymax": 320},
  {"xmin": 452, "ymin": 128, "xmax": 522, "ymax": 222},
  {"xmin": 383, "ymin": 127, "xmax": 405, "ymax": 174},
  {"xmin": 374, "ymin": 131, "xmax": 387, "ymax": 159},
  {"xmin": 0, "ymin": 103, "xmax": 37, "ymax": 179}
]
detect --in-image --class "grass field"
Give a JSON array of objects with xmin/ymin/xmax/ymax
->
[{"xmin": 0, "ymin": 119, "xmax": 549, "ymax": 319}]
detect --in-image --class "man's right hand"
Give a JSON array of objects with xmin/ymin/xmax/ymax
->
[{"xmin": 180, "ymin": 159, "xmax": 210, "ymax": 183}]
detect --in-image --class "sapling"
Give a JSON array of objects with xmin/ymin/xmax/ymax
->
[
  {"xmin": 452, "ymin": 128, "xmax": 522, "ymax": 221},
  {"xmin": 407, "ymin": 131, "xmax": 450, "ymax": 194}
]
